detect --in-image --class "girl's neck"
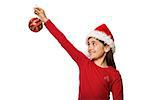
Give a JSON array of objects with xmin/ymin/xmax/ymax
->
[{"xmin": 93, "ymin": 54, "xmax": 108, "ymax": 68}]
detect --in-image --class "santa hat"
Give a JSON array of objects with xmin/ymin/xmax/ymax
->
[{"xmin": 86, "ymin": 24, "xmax": 115, "ymax": 53}]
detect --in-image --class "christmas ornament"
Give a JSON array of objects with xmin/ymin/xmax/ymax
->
[{"xmin": 28, "ymin": 17, "xmax": 43, "ymax": 32}]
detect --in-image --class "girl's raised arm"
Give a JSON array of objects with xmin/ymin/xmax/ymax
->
[{"xmin": 34, "ymin": 7, "xmax": 88, "ymax": 65}]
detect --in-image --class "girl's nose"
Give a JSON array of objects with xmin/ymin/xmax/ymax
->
[{"xmin": 88, "ymin": 45, "xmax": 93, "ymax": 52}]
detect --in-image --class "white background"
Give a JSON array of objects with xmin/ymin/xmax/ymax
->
[{"xmin": 0, "ymin": 0, "xmax": 150, "ymax": 100}]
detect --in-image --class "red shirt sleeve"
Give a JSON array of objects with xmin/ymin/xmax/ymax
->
[
  {"xmin": 111, "ymin": 71, "xmax": 123, "ymax": 100},
  {"xmin": 44, "ymin": 19, "xmax": 88, "ymax": 65}
]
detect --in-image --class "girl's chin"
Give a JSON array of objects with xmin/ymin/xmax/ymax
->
[
  {"xmin": 89, "ymin": 56, "xmax": 96, "ymax": 60},
  {"xmin": 89, "ymin": 55, "xmax": 99, "ymax": 61}
]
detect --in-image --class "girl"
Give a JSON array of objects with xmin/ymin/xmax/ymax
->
[{"xmin": 34, "ymin": 7, "xmax": 123, "ymax": 100}]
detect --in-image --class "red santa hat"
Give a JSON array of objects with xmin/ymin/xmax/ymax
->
[{"xmin": 86, "ymin": 24, "xmax": 115, "ymax": 53}]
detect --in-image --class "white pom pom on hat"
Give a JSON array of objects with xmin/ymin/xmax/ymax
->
[{"xmin": 86, "ymin": 24, "xmax": 115, "ymax": 53}]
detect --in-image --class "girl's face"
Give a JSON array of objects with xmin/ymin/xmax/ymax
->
[{"xmin": 87, "ymin": 37, "xmax": 110, "ymax": 60}]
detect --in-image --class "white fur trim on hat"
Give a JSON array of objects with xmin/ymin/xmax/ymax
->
[{"xmin": 86, "ymin": 30, "xmax": 115, "ymax": 53}]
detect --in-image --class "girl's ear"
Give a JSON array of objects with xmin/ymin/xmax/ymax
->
[{"xmin": 104, "ymin": 45, "xmax": 110, "ymax": 53}]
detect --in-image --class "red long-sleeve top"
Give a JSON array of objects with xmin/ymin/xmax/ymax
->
[{"xmin": 44, "ymin": 19, "xmax": 123, "ymax": 100}]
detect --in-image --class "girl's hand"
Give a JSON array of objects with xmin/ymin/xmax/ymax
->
[{"xmin": 34, "ymin": 7, "xmax": 48, "ymax": 23}]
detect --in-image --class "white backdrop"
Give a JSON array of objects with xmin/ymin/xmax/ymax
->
[{"xmin": 0, "ymin": 0, "xmax": 150, "ymax": 100}]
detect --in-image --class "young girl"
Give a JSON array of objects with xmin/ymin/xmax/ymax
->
[{"xmin": 34, "ymin": 7, "xmax": 123, "ymax": 100}]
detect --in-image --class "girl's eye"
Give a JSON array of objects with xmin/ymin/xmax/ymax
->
[
  {"xmin": 93, "ymin": 42, "xmax": 96, "ymax": 46},
  {"xmin": 88, "ymin": 42, "xmax": 96, "ymax": 46}
]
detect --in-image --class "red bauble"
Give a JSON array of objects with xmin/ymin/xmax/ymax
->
[{"xmin": 28, "ymin": 17, "xmax": 43, "ymax": 32}]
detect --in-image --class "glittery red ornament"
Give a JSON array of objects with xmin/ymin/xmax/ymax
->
[{"xmin": 28, "ymin": 17, "xmax": 43, "ymax": 32}]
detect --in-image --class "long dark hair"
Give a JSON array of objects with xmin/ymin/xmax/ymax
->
[
  {"xmin": 105, "ymin": 50, "xmax": 116, "ymax": 69},
  {"xmin": 98, "ymin": 39, "xmax": 116, "ymax": 69}
]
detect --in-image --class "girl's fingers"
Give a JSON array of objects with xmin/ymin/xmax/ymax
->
[
  {"xmin": 34, "ymin": 7, "xmax": 43, "ymax": 12},
  {"xmin": 33, "ymin": 7, "xmax": 47, "ymax": 22},
  {"xmin": 34, "ymin": 7, "xmax": 44, "ymax": 15},
  {"xmin": 34, "ymin": 10, "xmax": 38, "ymax": 15},
  {"xmin": 34, "ymin": 9, "xmax": 41, "ymax": 15}
]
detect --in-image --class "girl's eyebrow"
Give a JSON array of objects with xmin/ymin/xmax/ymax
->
[{"xmin": 88, "ymin": 41, "xmax": 96, "ymax": 43}]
